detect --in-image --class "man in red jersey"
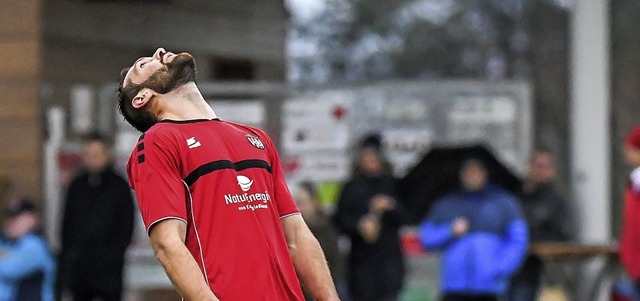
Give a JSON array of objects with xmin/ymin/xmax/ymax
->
[
  {"xmin": 620, "ymin": 124, "xmax": 640, "ymax": 298},
  {"xmin": 116, "ymin": 48, "xmax": 339, "ymax": 301}
]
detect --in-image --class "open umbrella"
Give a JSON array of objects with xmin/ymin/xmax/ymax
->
[{"xmin": 397, "ymin": 144, "xmax": 523, "ymax": 225}]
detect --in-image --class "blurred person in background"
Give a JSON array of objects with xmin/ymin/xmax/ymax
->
[
  {"xmin": 117, "ymin": 47, "xmax": 338, "ymax": 300},
  {"xmin": 0, "ymin": 198, "xmax": 55, "ymax": 301},
  {"xmin": 60, "ymin": 132, "xmax": 135, "ymax": 301},
  {"xmin": 295, "ymin": 181, "xmax": 348, "ymax": 301},
  {"xmin": 334, "ymin": 140, "xmax": 406, "ymax": 301},
  {"xmin": 419, "ymin": 158, "xmax": 528, "ymax": 301},
  {"xmin": 507, "ymin": 149, "xmax": 575, "ymax": 301},
  {"xmin": 619, "ymin": 124, "xmax": 640, "ymax": 298}
]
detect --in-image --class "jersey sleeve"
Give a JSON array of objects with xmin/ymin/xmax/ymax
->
[
  {"xmin": 260, "ymin": 130, "xmax": 299, "ymax": 218},
  {"xmin": 127, "ymin": 131, "xmax": 187, "ymax": 234}
]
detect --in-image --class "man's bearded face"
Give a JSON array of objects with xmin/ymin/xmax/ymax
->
[{"xmin": 140, "ymin": 52, "xmax": 196, "ymax": 94}]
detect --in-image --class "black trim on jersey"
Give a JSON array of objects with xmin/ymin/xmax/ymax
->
[
  {"xmin": 158, "ymin": 118, "xmax": 221, "ymax": 124},
  {"xmin": 138, "ymin": 133, "xmax": 145, "ymax": 141},
  {"xmin": 183, "ymin": 159, "xmax": 272, "ymax": 186}
]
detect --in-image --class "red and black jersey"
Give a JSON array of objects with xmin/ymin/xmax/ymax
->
[
  {"xmin": 620, "ymin": 182, "xmax": 640, "ymax": 280},
  {"xmin": 127, "ymin": 119, "xmax": 303, "ymax": 300}
]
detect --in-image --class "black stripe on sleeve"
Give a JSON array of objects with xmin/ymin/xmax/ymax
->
[{"xmin": 183, "ymin": 159, "xmax": 272, "ymax": 186}]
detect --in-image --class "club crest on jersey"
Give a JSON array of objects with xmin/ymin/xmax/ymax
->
[{"xmin": 246, "ymin": 134, "xmax": 265, "ymax": 150}]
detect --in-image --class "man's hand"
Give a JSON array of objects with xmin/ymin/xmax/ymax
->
[
  {"xmin": 369, "ymin": 194, "xmax": 395, "ymax": 215},
  {"xmin": 451, "ymin": 217, "xmax": 469, "ymax": 237},
  {"xmin": 150, "ymin": 219, "xmax": 219, "ymax": 301},
  {"xmin": 358, "ymin": 214, "xmax": 380, "ymax": 243}
]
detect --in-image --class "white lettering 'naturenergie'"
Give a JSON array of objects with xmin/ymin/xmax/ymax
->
[{"xmin": 224, "ymin": 191, "xmax": 271, "ymax": 204}]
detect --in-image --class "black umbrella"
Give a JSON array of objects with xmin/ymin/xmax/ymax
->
[{"xmin": 397, "ymin": 144, "xmax": 523, "ymax": 225}]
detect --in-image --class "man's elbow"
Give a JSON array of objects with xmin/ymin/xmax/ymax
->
[
  {"xmin": 287, "ymin": 230, "xmax": 307, "ymax": 254},
  {"xmin": 151, "ymin": 235, "xmax": 184, "ymax": 263},
  {"xmin": 287, "ymin": 239, "xmax": 299, "ymax": 254},
  {"xmin": 288, "ymin": 227, "xmax": 319, "ymax": 256}
]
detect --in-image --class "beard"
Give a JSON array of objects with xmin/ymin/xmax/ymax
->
[
  {"xmin": 124, "ymin": 53, "xmax": 196, "ymax": 132},
  {"xmin": 141, "ymin": 52, "xmax": 197, "ymax": 94}
]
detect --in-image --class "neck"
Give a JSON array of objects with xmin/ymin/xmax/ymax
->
[
  {"xmin": 156, "ymin": 83, "xmax": 217, "ymax": 121},
  {"xmin": 524, "ymin": 179, "xmax": 551, "ymax": 191}
]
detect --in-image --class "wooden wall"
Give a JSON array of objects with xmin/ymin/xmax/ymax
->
[{"xmin": 0, "ymin": 0, "xmax": 43, "ymax": 201}]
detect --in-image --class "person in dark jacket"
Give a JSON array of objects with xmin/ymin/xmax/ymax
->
[
  {"xmin": 334, "ymin": 145, "xmax": 406, "ymax": 301},
  {"xmin": 507, "ymin": 149, "xmax": 575, "ymax": 301},
  {"xmin": 419, "ymin": 158, "xmax": 528, "ymax": 301},
  {"xmin": 60, "ymin": 133, "xmax": 135, "ymax": 301}
]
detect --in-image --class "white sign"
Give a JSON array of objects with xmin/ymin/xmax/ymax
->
[
  {"xmin": 448, "ymin": 96, "xmax": 516, "ymax": 124},
  {"xmin": 385, "ymin": 98, "xmax": 430, "ymax": 122},
  {"xmin": 284, "ymin": 94, "xmax": 353, "ymax": 124},
  {"xmin": 282, "ymin": 95, "xmax": 353, "ymax": 153},
  {"xmin": 208, "ymin": 100, "xmax": 266, "ymax": 127},
  {"xmin": 382, "ymin": 128, "xmax": 434, "ymax": 177},
  {"xmin": 114, "ymin": 131, "xmax": 142, "ymax": 158},
  {"xmin": 282, "ymin": 124, "xmax": 350, "ymax": 152},
  {"xmin": 282, "ymin": 153, "xmax": 350, "ymax": 183},
  {"xmin": 70, "ymin": 84, "xmax": 94, "ymax": 134}
]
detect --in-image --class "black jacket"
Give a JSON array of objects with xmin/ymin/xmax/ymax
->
[
  {"xmin": 334, "ymin": 174, "xmax": 406, "ymax": 300},
  {"xmin": 61, "ymin": 166, "xmax": 135, "ymax": 293},
  {"xmin": 513, "ymin": 182, "xmax": 574, "ymax": 282},
  {"xmin": 519, "ymin": 182, "xmax": 574, "ymax": 243}
]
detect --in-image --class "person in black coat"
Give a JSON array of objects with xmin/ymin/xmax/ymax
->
[
  {"xmin": 60, "ymin": 133, "xmax": 135, "ymax": 301},
  {"xmin": 334, "ymin": 143, "xmax": 406, "ymax": 301},
  {"xmin": 507, "ymin": 149, "xmax": 575, "ymax": 301}
]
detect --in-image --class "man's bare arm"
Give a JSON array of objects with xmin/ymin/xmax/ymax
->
[
  {"xmin": 149, "ymin": 219, "xmax": 219, "ymax": 301},
  {"xmin": 282, "ymin": 214, "xmax": 340, "ymax": 301}
]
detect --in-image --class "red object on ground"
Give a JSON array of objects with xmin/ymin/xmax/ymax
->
[{"xmin": 401, "ymin": 230, "xmax": 426, "ymax": 256}]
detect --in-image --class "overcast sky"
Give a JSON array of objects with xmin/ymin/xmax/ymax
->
[{"xmin": 285, "ymin": 0, "xmax": 326, "ymax": 22}]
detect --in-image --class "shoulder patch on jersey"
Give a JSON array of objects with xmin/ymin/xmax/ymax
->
[{"xmin": 246, "ymin": 134, "xmax": 265, "ymax": 150}]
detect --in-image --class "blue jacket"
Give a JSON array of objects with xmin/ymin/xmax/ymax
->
[
  {"xmin": 419, "ymin": 184, "xmax": 528, "ymax": 295},
  {"xmin": 0, "ymin": 233, "xmax": 56, "ymax": 301}
]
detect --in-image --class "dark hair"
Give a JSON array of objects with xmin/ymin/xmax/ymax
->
[
  {"xmin": 116, "ymin": 68, "xmax": 157, "ymax": 132},
  {"xmin": 6, "ymin": 198, "xmax": 38, "ymax": 217},
  {"xmin": 83, "ymin": 131, "xmax": 111, "ymax": 146},
  {"xmin": 359, "ymin": 133, "xmax": 382, "ymax": 152}
]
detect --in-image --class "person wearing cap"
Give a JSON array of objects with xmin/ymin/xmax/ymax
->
[
  {"xmin": 0, "ymin": 199, "xmax": 56, "ymax": 301},
  {"xmin": 419, "ymin": 159, "xmax": 528, "ymax": 301},
  {"xmin": 333, "ymin": 143, "xmax": 407, "ymax": 301},
  {"xmin": 619, "ymin": 124, "xmax": 640, "ymax": 297}
]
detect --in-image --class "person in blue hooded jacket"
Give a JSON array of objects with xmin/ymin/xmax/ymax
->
[
  {"xmin": 0, "ymin": 199, "xmax": 56, "ymax": 301},
  {"xmin": 419, "ymin": 159, "xmax": 528, "ymax": 301}
]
